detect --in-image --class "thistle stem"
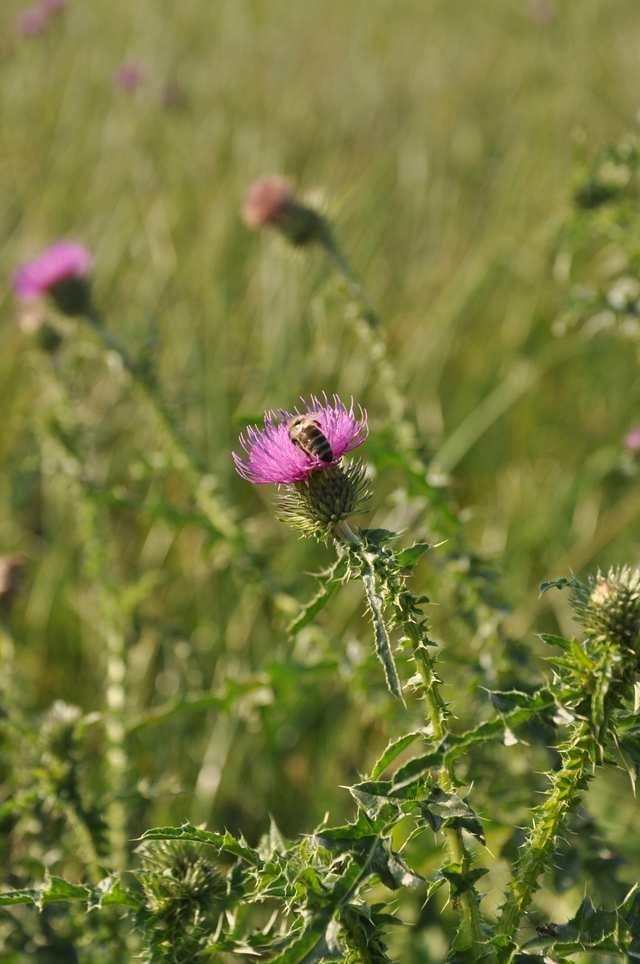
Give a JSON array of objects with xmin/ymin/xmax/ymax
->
[
  {"xmin": 334, "ymin": 521, "xmax": 404, "ymax": 702},
  {"xmin": 333, "ymin": 519, "xmax": 361, "ymax": 546},
  {"xmin": 333, "ymin": 518, "xmax": 488, "ymax": 957},
  {"xmin": 320, "ymin": 237, "xmax": 417, "ymax": 446},
  {"xmin": 34, "ymin": 353, "xmax": 130, "ymax": 872},
  {"xmin": 418, "ymin": 654, "xmax": 487, "ymax": 957},
  {"xmin": 494, "ymin": 721, "xmax": 594, "ymax": 958},
  {"xmin": 0, "ymin": 622, "xmax": 16, "ymax": 711},
  {"xmin": 82, "ymin": 313, "xmax": 240, "ymax": 546}
]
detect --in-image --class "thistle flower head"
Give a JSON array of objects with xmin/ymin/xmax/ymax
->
[
  {"xmin": 14, "ymin": 241, "xmax": 93, "ymax": 315},
  {"xmin": 233, "ymin": 393, "xmax": 368, "ymax": 485},
  {"xmin": 571, "ymin": 565, "xmax": 640, "ymax": 653},
  {"xmin": 233, "ymin": 394, "xmax": 370, "ymax": 537},
  {"xmin": 242, "ymin": 176, "xmax": 293, "ymax": 229},
  {"xmin": 242, "ymin": 176, "xmax": 326, "ymax": 245}
]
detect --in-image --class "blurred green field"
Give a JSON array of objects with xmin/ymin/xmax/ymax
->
[{"xmin": 2, "ymin": 1, "xmax": 640, "ymax": 959}]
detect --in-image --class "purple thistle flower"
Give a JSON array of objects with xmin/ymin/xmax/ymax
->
[
  {"xmin": 14, "ymin": 241, "xmax": 93, "ymax": 302},
  {"xmin": 233, "ymin": 394, "xmax": 368, "ymax": 485},
  {"xmin": 114, "ymin": 62, "xmax": 144, "ymax": 92},
  {"xmin": 624, "ymin": 427, "xmax": 640, "ymax": 452},
  {"xmin": 16, "ymin": 6, "xmax": 49, "ymax": 36}
]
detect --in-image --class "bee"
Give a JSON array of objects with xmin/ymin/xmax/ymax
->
[{"xmin": 287, "ymin": 414, "xmax": 334, "ymax": 463}]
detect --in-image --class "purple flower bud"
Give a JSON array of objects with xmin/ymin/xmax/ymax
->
[
  {"xmin": 114, "ymin": 62, "xmax": 144, "ymax": 92},
  {"xmin": 16, "ymin": 6, "xmax": 49, "ymax": 36},
  {"xmin": 242, "ymin": 177, "xmax": 326, "ymax": 246},
  {"xmin": 624, "ymin": 427, "xmax": 640, "ymax": 452},
  {"xmin": 242, "ymin": 177, "xmax": 294, "ymax": 230}
]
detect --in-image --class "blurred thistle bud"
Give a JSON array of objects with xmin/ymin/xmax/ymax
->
[
  {"xmin": 242, "ymin": 176, "xmax": 326, "ymax": 246},
  {"xmin": 624, "ymin": 426, "xmax": 640, "ymax": 454},
  {"xmin": 14, "ymin": 241, "xmax": 94, "ymax": 317},
  {"xmin": 16, "ymin": 6, "xmax": 49, "ymax": 37},
  {"xmin": 114, "ymin": 62, "xmax": 145, "ymax": 92},
  {"xmin": 233, "ymin": 393, "xmax": 369, "ymax": 539},
  {"xmin": 136, "ymin": 841, "xmax": 228, "ymax": 956},
  {"xmin": 16, "ymin": 297, "xmax": 65, "ymax": 353},
  {"xmin": 40, "ymin": 700, "xmax": 84, "ymax": 761},
  {"xmin": 571, "ymin": 566, "xmax": 640, "ymax": 654},
  {"xmin": 0, "ymin": 554, "xmax": 26, "ymax": 611}
]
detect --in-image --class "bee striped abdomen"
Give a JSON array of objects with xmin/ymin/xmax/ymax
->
[{"xmin": 287, "ymin": 416, "xmax": 334, "ymax": 463}]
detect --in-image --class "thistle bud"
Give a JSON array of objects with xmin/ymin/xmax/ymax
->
[
  {"xmin": 242, "ymin": 176, "xmax": 326, "ymax": 246},
  {"xmin": 571, "ymin": 566, "xmax": 640, "ymax": 654},
  {"xmin": 136, "ymin": 840, "xmax": 228, "ymax": 957},
  {"xmin": 277, "ymin": 461, "xmax": 370, "ymax": 539}
]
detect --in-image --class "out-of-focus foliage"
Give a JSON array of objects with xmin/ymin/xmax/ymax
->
[{"xmin": 2, "ymin": 0, "xmax": 640, "ymax": 960}]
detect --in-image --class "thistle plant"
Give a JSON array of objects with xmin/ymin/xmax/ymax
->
[
  {"xmin": 241, "ymin": 176, "xmax": 518, "ymax": 700},
  {"xmin": 233, "ymin": 393, "xmax": 488, "ymax": 952},
  {"xmin": 13, "ymin": 241, "xmax": 243, "ymax": 552},
  {"xmin": 7, "ymin": 488, "xmax": 640, "ymax": 958},
  {"xmin": 7, "ymin": 130, "xmax": 640, "ymax": 963}
]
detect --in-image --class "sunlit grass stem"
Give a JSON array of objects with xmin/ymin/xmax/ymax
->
[{"xmin": 320, "ymin": 235, "xmax": 418, "ymax": 452}]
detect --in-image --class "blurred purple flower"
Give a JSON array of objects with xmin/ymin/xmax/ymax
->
[
  {"xmin": 624, "ymin": 427, "xmax": 640, "ymax": 452},
  {"xmin": 14, "ymin": 241, "xmax": 93, "ymax": 302},
  {"xmin": 242, "ymin": 176, "xmax": 293, "ymax": 230},
  {"xmin": 16, "ymin": 6, "xmax": 49, "ymax": 36},
  {"xmin": 233, "ymin": 394, "xmax": 368, "ymax": 485},
  {"xmin": 114, "ymin": 62, "xmax": 144, "ymax": 92}
]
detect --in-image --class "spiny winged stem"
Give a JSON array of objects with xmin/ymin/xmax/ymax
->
[
  {"xmin": 495, "ymin": 569, "xmax": 640, "ymax": 958},
  {"xmin": 334, "ymin": 520, "xmax": 404, "ymax": 703},
  {"xmin": 494, "ymin": 721, "xmax": 594, "ymax": 958},
  {"xmin": 79, "ymin": 497, "xmax": 129, "ymax": 873},
  {"xmin": 34, "ymin": 355, "xmax": 129, "ymax": 872},
  {"xmin": 82, "ymin": 313, "xmax": 241, "ymax": 547},
  {"xmin": 320, "ymin": 234, "xmax": 418, "ymax": 455},
  {"xmin": 334, "ymin": 520, "xmax": 488, "ymax": 958}
]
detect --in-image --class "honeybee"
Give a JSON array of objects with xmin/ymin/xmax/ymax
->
[{"xmin": 287, "ymin": 415, "xmax": 333, "ymax": 463}]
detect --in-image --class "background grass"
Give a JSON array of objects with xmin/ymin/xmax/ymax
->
[{"xmin": 2, "ymin": 1, "xmax": 640, "ymax": 958}]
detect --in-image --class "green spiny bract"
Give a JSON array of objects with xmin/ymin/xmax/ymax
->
[
  {"xmin": 135, "ymin": 841, "xmax": 228, "ymax": 962},
  {"xmin": 277, "ymin": 460, "xmax": 370, "ymax": 540},
  {"xmin": 571, "ymin": 565, "xmax": 640, "ymax": 656}
]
